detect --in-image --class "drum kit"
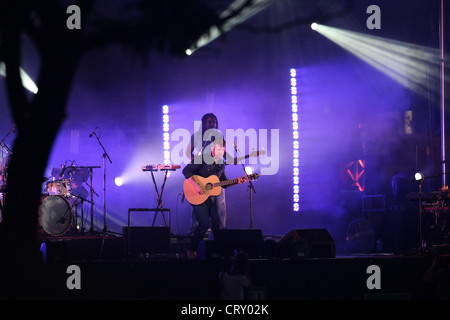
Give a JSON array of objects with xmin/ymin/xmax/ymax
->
[
  {"xmin": 38, "ymin": 163, "xmax": 99, "ymax": 237},
  {"xmin": 0, "ymin": 161, "xmax": 98, "ymax": 237},
  {"xmin": 1, "ymin": 125, "xmax": 111, "ymax": 237}
]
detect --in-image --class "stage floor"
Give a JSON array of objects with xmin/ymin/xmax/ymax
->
[{"xmin": 29, "ymin": 233, "xmax": 450, "ymax": 300}]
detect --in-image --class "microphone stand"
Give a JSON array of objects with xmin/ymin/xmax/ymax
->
[
  {"xmin": 0, "ymin": 126, "xmax": 14, "ymax": 158},
  {"xmin": 1, "ymin": 126, "xmax": 14, "ymax": 189},
  {"xmin": 417, "ymin": 179, "xmax": 425, "ymax": 252},
  {"xmin": 92, "ymin": 131, "xmax": 112, "ymax": 234},
  {"xmin": 233, "ymin": 143, "xmax": 256, "ymax": 229},
  {"xmin": 0, "ymin": 125, "xmax": 15, "ymax": 148},
  {"xmin": 196, "ymin": 130, "xmax": 214, "ymax": 158},
  {"xmin": 71, "ymin": 166, "xmax": 98, "ymax": 234}
]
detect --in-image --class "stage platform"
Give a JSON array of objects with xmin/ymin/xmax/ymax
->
[{"xmin": 32, "ymin": 233, "xmax": 450, "ymax": 300}]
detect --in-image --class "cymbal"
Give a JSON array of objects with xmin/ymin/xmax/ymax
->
[
  {"xmin": 66, "ymin": 167, "xmax": 89, "ymax": 180},
  {"xmin": 51, "ymin": 165, "xmax": 89, "ymax": 181}
]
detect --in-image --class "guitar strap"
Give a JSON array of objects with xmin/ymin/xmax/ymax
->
[{"xmin": 214, "ymin": 163, "xmax": 225, "ymax": 181}]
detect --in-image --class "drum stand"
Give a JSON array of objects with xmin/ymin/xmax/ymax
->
[
  {"xmin": 87, "ymin": 166, "xmax": 101, "ymax": 234},
  {"xmin": 71, "ymin": 193, "xmax": 93, "ymax": 234}
]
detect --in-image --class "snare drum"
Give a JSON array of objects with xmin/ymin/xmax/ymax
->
[{"xmin": 46, "ymin": 179, "xmax": 71, "ymax": 197}]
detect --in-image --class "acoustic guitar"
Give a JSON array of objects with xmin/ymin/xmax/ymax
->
[{"xmin": 183, "ymin": 173, "xmax": 260, "ymax": 205}]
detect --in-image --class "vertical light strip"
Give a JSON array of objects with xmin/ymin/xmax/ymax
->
[
  {"xmin": 291, "ymin": 68, "xmax": 300, "ymax": 212},
  {"xmin": 162, "ymin": 105, "xmax": 170, "ymax": 175}
]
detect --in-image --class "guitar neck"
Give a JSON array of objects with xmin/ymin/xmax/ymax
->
[
  {"xmin": 232, "ymin": 150, "xmax": 265, "ymax": 165},
  {"xmin": 213, "ymin": 177, "xmax": 241, "ymax": 188}
]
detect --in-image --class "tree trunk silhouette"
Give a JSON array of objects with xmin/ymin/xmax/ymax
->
[{"xmin": 0, "ymin": 1, "xmax": 84, "ymax": 297}]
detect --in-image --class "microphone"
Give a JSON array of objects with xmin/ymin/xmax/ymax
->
[
  {"xmin": 232, "ymin": 142, "xmax": 242, "ymax": 165},
  {"xmin": 89, "ymin": 127, "xmax": 98, "ymax": 138},
  {"xmin": 197, "ymin": 130, "xmax": 215, "ymax": 156}
]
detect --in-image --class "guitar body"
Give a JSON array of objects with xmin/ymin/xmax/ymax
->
[{"xmin": 183, "ymin": 175, "xmax": 222, "ymax": 205}]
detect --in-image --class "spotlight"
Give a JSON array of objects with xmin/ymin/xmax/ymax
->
[
  {"xmin": 114, "ymin": 177, "xmax": 123, "ymax": 186},
  {"xmin": 0, "ymin": 62, "xmax": 38, "ymax": 94},
  {"xmin": 185, "ymin": 49, "xmax": 192, "ymax": 56},
  {"xmin": 414, "ymin": 172, "xmax": 424, "ymax": 181},
  {"xmin": 311, "ymin": 22, "xmax": 318, "ymax": 31},
  {"xmin": 311, "ymin": 24, "xmax": 443, "ymax": 99},
  {"xmin": 186, "ymin": 0, "xmax": 273, "ymax": 54}
]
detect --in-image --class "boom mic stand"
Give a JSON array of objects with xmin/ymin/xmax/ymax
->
[
  {"xmin": 91, "ymin": 129, "xmax": 113, "ymax": 234},
  {"xmin": 0, "ymin": 126, "xmax": 14, "ymax": 216},
  {"xmin": 232, "ymin": 142, "xmax": 256, "ymax": 229},
  {"xmin": 0, "ymin": 125, "xmax": 14, "ymax": 158}
]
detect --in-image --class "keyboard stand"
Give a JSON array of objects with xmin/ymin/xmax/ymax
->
[{"xmin": 129, "ymin": 165, "xmax": 180, "ymax": 230}]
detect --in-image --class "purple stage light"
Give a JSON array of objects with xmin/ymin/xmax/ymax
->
[
  {"xmin": 162, "ymin": 105, "xmax": 171, "ymax": 175},
  {"xmin": 290, "ymin": 68, "xmax": 300, "ymax": 212}
]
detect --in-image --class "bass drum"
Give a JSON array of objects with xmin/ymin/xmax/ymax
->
[{"xmin": 39, "ymin": 195, "xmax": 73, "ymax": 236}]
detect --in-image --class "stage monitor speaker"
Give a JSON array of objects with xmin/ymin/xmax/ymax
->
[
  {"xmin": 123, "ymin": 226, "xmax": 170, "ymax": 256},
  {"xmin": 278, "ymin": 228, "xmax": 335, "ymax": 259},
  {"xmin": 207, "ymin": 229, "xmax": 265, "ymax": 258}
]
